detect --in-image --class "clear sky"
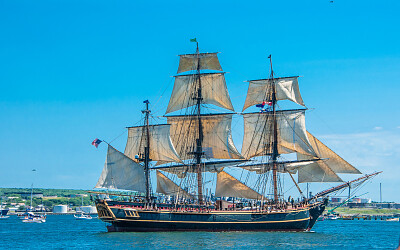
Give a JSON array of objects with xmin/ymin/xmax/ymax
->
[{"xmin": 1, "ymin": 0, "xmax": 399, "ymax": 202}]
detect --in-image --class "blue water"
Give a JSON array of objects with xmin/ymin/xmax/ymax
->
[{"xmin": 0, "ymin": 215, "xmax": 399, "ymax": 249}]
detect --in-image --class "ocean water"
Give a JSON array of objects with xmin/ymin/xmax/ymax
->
[{"xmin": 0, "ymin": 215, "xmax": 399, "ymax": 249}]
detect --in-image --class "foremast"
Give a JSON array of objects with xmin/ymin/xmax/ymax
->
[
  {"xmin": 241, "ymin": 55, "xmax": 364, "ymax": 203},
  {"xmin": 142, "ymin": 100, "xmax": 152, "ymax": 202},
  {"xmin": 194, "ymin": 41, "xmax": 204, "ymax": 205},
  {"xmin": 269, "ymin": 55, "xmax": 279, "ymax": 203}
]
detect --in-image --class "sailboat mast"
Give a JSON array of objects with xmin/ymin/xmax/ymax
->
[
  {"xmin": 143, "ymin": 100, "xmax": 151, "ymax": 202},
  {"xmin": 30, "ymin": 183, "xmax": 33, "ymax": 210},
  {"xmin": 269, "ymin": 55, "xmax": 279, "ymax": 203},
  {"xmin": 195, "ymin": 41, "xmax": 204, "ymax": 205}
]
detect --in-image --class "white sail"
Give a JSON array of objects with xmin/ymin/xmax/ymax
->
[
  {"xmin": 215, "ymin": 171, "xmax": 263, "ymax": 199},
  {"xmin": 156, "ymin": 171, "xmax": 193, "ymax": 199},
  {"xmin": 243, "ymin": 76, "xmax": 304, "ymax": 111},
  {"xmin": 305, "ymin": 131, "xmax": 361, "ymax": 174},
  {"xmin": 177, "ymin": 53, "xmax": 222, "ymax": 73},
  {"xmin": 165, "ymin": 73, "xmax": 234, "ymax": 114},
  {"xmin": 241, "ymin": 110, "xmax": 316, "ymax": 159},
  {"xmin": 296, "ymin": 153, "xmax": 343, "ymax": 183},
  {"xmin": 95, "ymin": 145, "xmax": 146, "ymax": 192},
  {"xmin": 125, "ymin": 124, "xmax": 182, "ymax": 163},
  {"xmin": 167, "ymin": 114, "xmax": 243, "ymax": 160}
]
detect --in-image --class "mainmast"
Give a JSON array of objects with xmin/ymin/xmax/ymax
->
[
  {"xmin": 194, "ymin": 41, "xmax": 204, "ymax": 205},
  {"xmin": 269, "ymin": 55, "xmax": 279, "ymax": 203},
  {"xmin": 142, "ymin": 100, "xmax": 151, "ymax": 202}
]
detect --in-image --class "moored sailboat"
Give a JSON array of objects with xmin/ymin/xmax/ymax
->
[{"xmin": 93, "ymin": 41, "xmax": 380, "ymax": 232}]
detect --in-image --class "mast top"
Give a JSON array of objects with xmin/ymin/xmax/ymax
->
[{"xmin": 268, "ymin": 54, "xmax": 273, "ymax": 79}]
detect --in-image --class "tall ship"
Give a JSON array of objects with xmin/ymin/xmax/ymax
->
[{"xmin": 93, "ymin": 41, "xmax": 380, "ymax": 232}]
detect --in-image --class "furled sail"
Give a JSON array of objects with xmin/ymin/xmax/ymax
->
[
  {"xmin": 154, "ymin": 160, "xmax": 247, "ymax": 178},
  {"xmin": 156, "ymin": 171, "xmax": 194, "ymax": 199},
  {"xmin": 240, "ymin": 164, "xmax": 295, "ymax": 174},
  {"xmin": 125, "ymin": 124, "xmax": 182, "ymax": 163},
  {"xmin": 165, "ymin": 73, "xmax": 234, "ymax": 114},
  {"xmin": 215, "ymin": 171, "xmax": 264, "ymax": 199},
  {"xmin": 239, "ymin": 159, "xmax": 323, "ymax": 174},
  {"xmin": 304, "ymin": 131, "xmax": 361, "ymax": 174},
  {"xmin": 177, "ymin": 53, "xmax": 222, "ymax": 74},
  {"xmin": 95, "ymin": 145, "xmax": 146, "ymax": 192},
  {"xmin": 241, "ymin": 110, "xmax": 316, "ymax": 159},
  {"xmin": 167, "ymin": 114, "xmax": 243, "ymax": 160},
  {"xmin": 243, "ymin": 76, "xmax": 304, "ymax": 111}
]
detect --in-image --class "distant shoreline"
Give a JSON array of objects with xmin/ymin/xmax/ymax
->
[{"xmin": 326, "ymin": 207, "xmax": 400, "ymax": 215}]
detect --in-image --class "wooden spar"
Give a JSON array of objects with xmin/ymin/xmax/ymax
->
[
  {"xmin": 87, "ymin": 191, "xmax": 139, "ymax": 197},
  {"xmin": 312, "ymin": 171, "xmax": 382, "ymax": 199},
  {"xmin": 288, "ymin": 172, "xmax": 306, "ymax": 199},
  {"xmin": 246, "ymin": 75, "xmax": 300, "ymax": 82}
]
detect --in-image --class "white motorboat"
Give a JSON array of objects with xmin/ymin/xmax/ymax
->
[
  {"xmin": 22, "ymin": 212, "xmax": 46, "ymax": 223},
  {"xmin": 74, "ymin": 213, "xmax": 93, "ymax": 220}
]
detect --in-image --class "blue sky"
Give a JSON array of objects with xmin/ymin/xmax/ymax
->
[{"xmin": 1, "ymin": 0, "xmax": 399, "ymax": 202}]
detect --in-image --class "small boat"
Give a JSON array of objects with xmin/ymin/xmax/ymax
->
[
  {"xmin": 0, "ymin": 215, "xmax": 10, "ymax": 219},
  {"xmin": 317, "ymin": 216, "xmax": 325, "ymax": 221},
  {"xmin": 74, "ymin": 195, "xmax": 95, "ymax": 220},
  {"xmin": 0, "ymin": 198, "xmax": 9, "ymax": 217},
  {"xmin": 74, "ymin": 213, "xmax": 93, "ymax": 220},
  {"xmin": 325, "ymin": 214, "xmax": 340, "ymax": 220},
  {"xmin": 22, "ymin": 212, "xmax": 46, "ymax": 223},
  {"xmin": 21, "ymin": 170, "xmax": 47, "ymax": 223},
  {"xmin": 386, "ymin": 218, "xmax": 399, "ymax": 222}
]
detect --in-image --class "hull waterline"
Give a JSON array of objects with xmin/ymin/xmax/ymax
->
[{"xmin": 96, "ymin": 199, "xmax": 327, "ymax": 232}]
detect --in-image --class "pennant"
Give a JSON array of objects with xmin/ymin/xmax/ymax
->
[{"xmin": 190, "ymin": 38, "xmax": 197, "ymax": 42}]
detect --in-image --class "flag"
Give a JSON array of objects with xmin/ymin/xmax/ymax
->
[
  {"xmin": 268, "ymin": 54, "xmax": 271, "ymax": 59},
  {"xmin": 190, "ymin": 38, "xmax": 197, "ymax": 42},
  {"xmin": 92, "ymin": 138, "xmax": 102, "ymax": 148},
  {"xmin": 256, "ymin": 101, "xmax": 272, "ymax": 108},
  {"xmin": 256, "ymin": 103, "xmax": 265, "ymax": 108}
]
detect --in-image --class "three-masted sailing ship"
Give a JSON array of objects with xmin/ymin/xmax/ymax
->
[{"xmin": 93, "ymin": 41, "xmax": 380, "ymax": 232}]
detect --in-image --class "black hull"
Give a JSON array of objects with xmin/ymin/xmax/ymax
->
[
  {"xmin": 106, "ymin": 219, "xmax": 310, "ymax": 232},
  {"xmin": 96, "ymin": 199, "xmax": 327, "ymax": 232},
  {"xmin": 1, "ymin": 209, "xmax": 8, "ymax": 216}
]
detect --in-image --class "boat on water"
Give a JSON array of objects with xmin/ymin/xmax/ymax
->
[
  {"xmin": 325, "ymin": 214, "xmax": 340, "ymax": 220},
  {"xmin": 74, "ymin": 195, "xmax": 94, "ymax": 220},
  {"xmin": 74, "ymin": 213, "xmax": 93, "ymax": 220},
  {"xmin": 386, "ymin": 218, "xmax": 399, "ymax": 222},
  {"xmin": 93, "ymin": 41, "xmax": 380, "ymax": 232},
  {"xmin": 0, "ymin": 210, "xmax": 8, "ymax": 216},
  {"xmin": 0, "ymin": 198, "xmax": 9, "ymax": 217},
  {"xmin": 21, "ymin": 174, "xmax": 46, "ymax": 223},
  {"xmin": 22, "ymin": 212, "xmax": 46, "ymax": 223}
]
